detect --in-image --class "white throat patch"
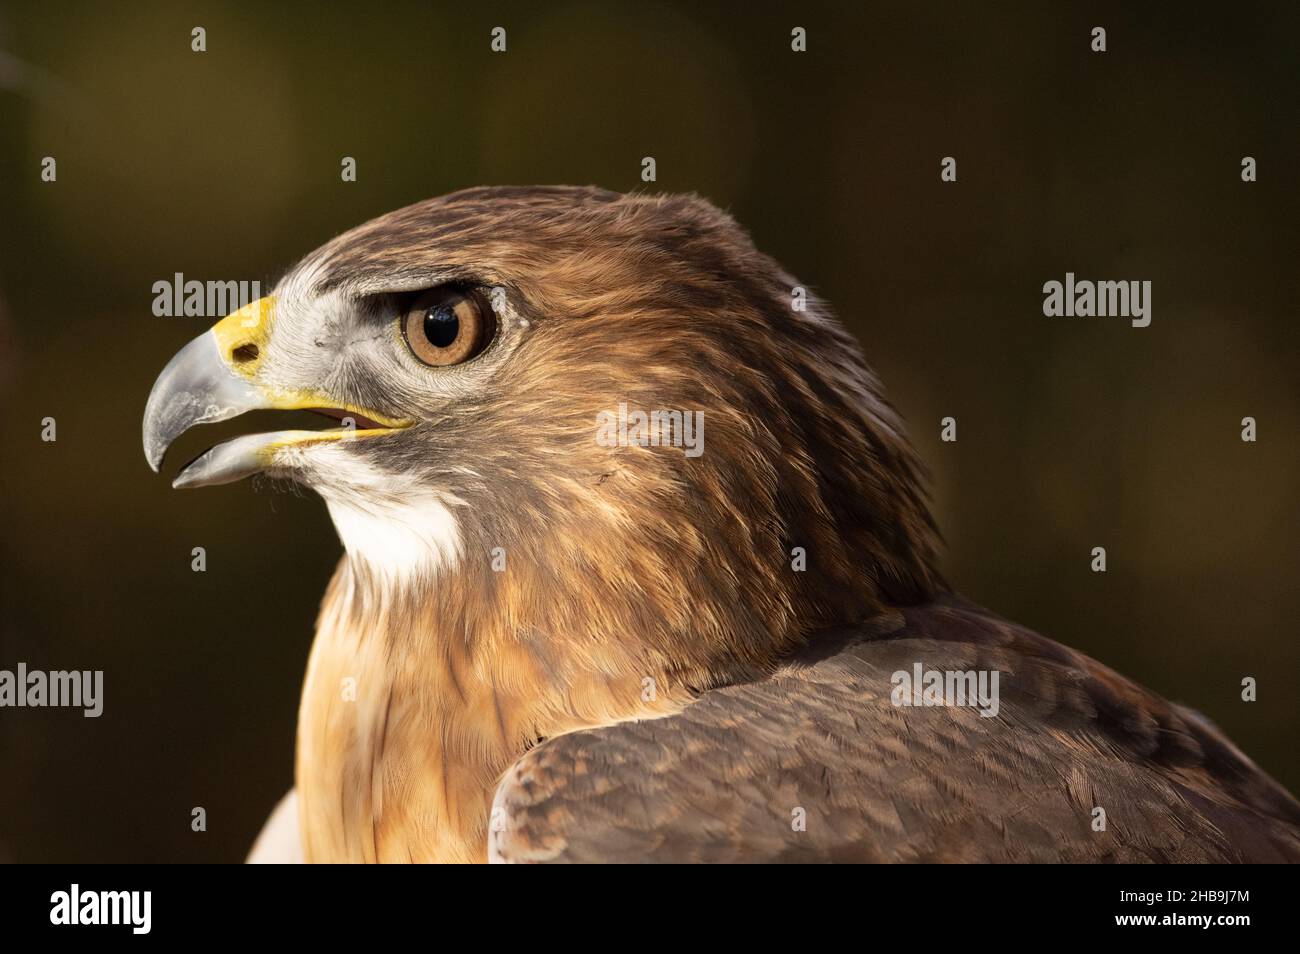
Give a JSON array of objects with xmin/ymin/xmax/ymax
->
[
  {"xmin": 298, "ymin": 444, "xmax": 463, "ymax": 581},
  {"xmin": 324, "ymin": 493, "xmax": 462, "ymax": 581}
]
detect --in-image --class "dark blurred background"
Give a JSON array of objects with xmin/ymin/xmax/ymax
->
[{"xmin": 0, "ymin": 1, "xmax": 1296, "ymax": 862}]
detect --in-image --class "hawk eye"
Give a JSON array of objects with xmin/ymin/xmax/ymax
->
[{"xmin": 401, "ymin": 288, "xmax": 495, "ymax": 367}]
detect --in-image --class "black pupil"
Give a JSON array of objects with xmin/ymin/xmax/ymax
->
[{"xmin": 423, "ymin": 304, "xmax": 460, "ymax": 348}]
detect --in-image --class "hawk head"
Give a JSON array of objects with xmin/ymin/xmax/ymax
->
[{"xmin": 144, "ymin": 186, "xmax": 943, "ymax": 685}]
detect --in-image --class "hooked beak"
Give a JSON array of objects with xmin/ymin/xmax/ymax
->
[{"xmin": 142, "ymin": 296, "xmax": 410, "ymax": 489}]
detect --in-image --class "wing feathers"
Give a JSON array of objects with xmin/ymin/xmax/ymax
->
[{"xmin": 491, "ymin": 598, "xmax": 1300, "ymax": 863}]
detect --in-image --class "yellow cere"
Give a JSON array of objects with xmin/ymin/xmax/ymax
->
[
  {"xmin": 211, "ymin": 295, "xmax": 277, "ymax": 378},
  {"xmin": 210, "ymin": 295, "xmax": 412, "ymax": 430}
]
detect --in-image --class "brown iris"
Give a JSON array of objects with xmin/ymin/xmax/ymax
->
[{"xmin": 402, "ymin": 288, "xmax": 495, "ymax": 367}]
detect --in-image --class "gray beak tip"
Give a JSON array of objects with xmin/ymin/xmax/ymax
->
[{"xmin": 141, "ymin": 329, "xmax": 264, "ymax": 481}]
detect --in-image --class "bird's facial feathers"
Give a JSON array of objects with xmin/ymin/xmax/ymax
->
[{"xmin": 144, "ymin": 185, "xmax": 944, "ymax": 679}]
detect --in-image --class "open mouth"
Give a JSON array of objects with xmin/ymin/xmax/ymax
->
[
  {"xmin": 143, "ymin": 299, "xmax": 413, "ymax": 490},
  {"xmin": 167, "ymin": 408, "xmax": 410, "ymax": 490},
  {"xmin": 307, "ymin": 407, "xmax": 386, "ymax": 430}
]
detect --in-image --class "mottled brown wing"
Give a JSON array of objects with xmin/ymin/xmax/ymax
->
[{"xmin": 489, "ymin": 598, "xmax": 1300, "ymax": 863}]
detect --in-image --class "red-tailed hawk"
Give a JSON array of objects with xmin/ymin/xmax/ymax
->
[{"xmin": 143, "ymin": 186, "xmax": 1300, "ymax": 863}]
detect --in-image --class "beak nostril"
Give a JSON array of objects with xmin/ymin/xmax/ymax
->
[{"xmin": 231, "ymin": 343, "xmax": 260, "ymax": 364}]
